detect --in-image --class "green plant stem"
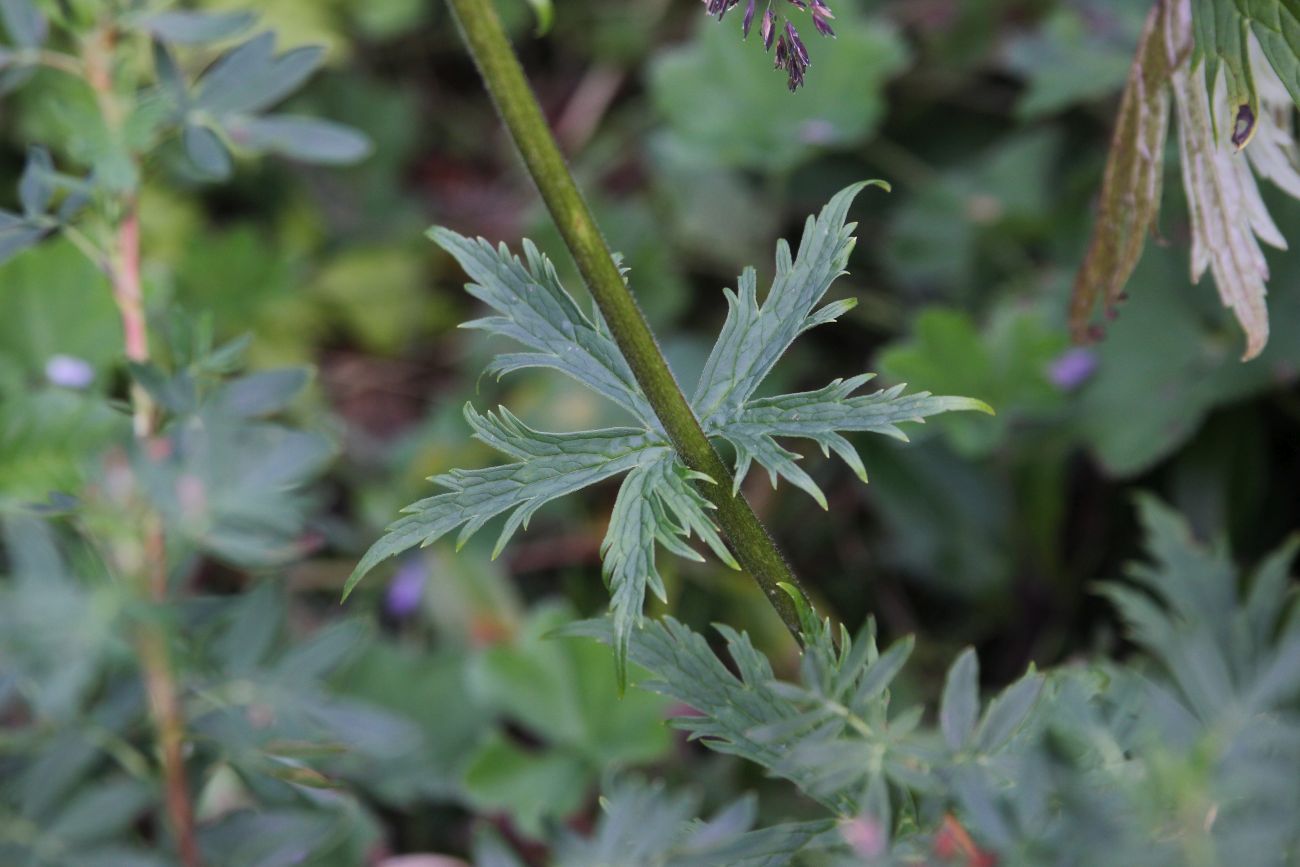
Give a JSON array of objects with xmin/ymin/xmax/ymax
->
[
  {"xmin": 86, "ymin": 30, "xmax": 202, "ymax": 867},
  {"xmin": 444, "ymin": 0, "xmax": 807, "ymax": 639}
]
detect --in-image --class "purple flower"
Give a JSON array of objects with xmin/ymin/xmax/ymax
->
[
  {"xmin": 742, "ymin": 0, "xmax": 756, "ymax": 37},
  {"xmin": 775, "ymin": 22, "xmax": 810, "ymax": 91},
  {"xmin": 810, "ymin": 1, "xmax": 834, "ymax": 37},
  {"xmin": 385, "ymin": 558, "xmax": 427, "ymax": 619},
  {"xmin": 45, "ymin": 354, "xmax": 94, "ymax": 389},
  {"xmin": 841, "ymin": 815, "xmax": 886, "ymax": 858},
  {"xmin": 704, "ymin": 0, "xmax": 740, "ymax": 19},
  {"xmin": 1047, "ymin": 347, "xmax": 1098, "ymax": 391},
  {"xmin": 704, "ymin": 0, "xmax": 836, "ymax": 90}
]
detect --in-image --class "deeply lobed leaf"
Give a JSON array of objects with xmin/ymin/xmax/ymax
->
[
  {"xmin": 344, "ymin": 407, "xmax": 659, "ymax": 598},
  {"xmin": 354, "ymin": 189, "xmax": 988, "ymax": 683},
  {"xmin": 714, "ymin": 374, "xmax": 991, "ymax": 507},
  {"xmin": 692, "ymin": 181, "xmax": 884, "ymax": 425}
]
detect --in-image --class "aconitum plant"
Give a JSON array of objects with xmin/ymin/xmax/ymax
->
[
  {"xmin": 1, "ymin": 0, "xmax": 1298, "ymax": 864},
  {"xmin": 338, "ymin": 0, "xmax": 1300, "ymax": 862}
]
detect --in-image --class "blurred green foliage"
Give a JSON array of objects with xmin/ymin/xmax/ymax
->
[{"xmin": 1, "ymin": 0, "xmax": 1298, "ymax": 863}]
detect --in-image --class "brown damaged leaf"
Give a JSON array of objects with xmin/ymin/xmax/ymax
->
[
  {"xmin": 1069, "ymin": 4, "xmax": 1172, "ymax": 344},
  {"xmin": 1075, "ymin": 0, "xmax": 1285, "ymax": 361}
]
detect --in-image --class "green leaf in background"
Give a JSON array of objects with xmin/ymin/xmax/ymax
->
[
  {"xmin": 463, "ymin": 605, "xmax": 671, "ymax": 833},
  {"xmin": 461, "ymin": 732, "xmax": 588, "ymax": 835},
  {"xmin": 228, "ymin": 115, "xmax": 373, "ymax": 164},
  {"xmin": 0, "ymin": 241, "xmax": 120, "ymax": 377},
  {"xmin": 137, "ymin": 10, "xmax": 255, "ymax": 44},
  {"xmin": 0, "ymin": 0, "xmax": 46, "ymax": 47},
  {"xmin": 1191, "ymin": 0, "xmax": 1258, "ymax": 144},
  {"xmin": 879, "ymin": 304, "xmax": 1066, "ymax": 458},
  {"xmin": 552, "ymin": 779, "xmax": 834, "ymax": 866},
  {"xmin": 183, "ymin": 122, "xmax": 234, "ymax": 179},
  {"xmin": 1076, "ymin": 210, "xmax": 1300, "ymax": 476},
  {"xmin": 197, "ymin": 33, "xmax": 325, "ymax": 116},
  {"xmin": 940, "ymin": 648, "xmax": 979, "ymax": 750},
  {"xmin": 884, "ymin": 129, "xmax": 1062, "ymax": 299},
  {"xmin": 650, "ymin": 9, "xmax": 908, "ymax": 171},
  {"xmin": 13, "ymin": 73, "xmax": 138, "ymax": 190},
  {"xmin": 1003, "ymin": 0, "xmax": 1147, "ymax": 118}
]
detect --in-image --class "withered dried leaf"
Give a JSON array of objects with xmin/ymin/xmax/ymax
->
[
  {"xmin": 1171, "ymin": 1, "xmax": 1279, "ymax": 360},
  {"xmin": 1069, "ymin": 3, "xmax": 1173, "ymax": 344}
]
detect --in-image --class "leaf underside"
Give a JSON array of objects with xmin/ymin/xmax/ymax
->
[{"xmin": 1074, "ymin": 0, "xmax": 1300, "ymax": 361}]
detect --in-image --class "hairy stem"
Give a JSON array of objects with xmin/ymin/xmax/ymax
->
[
  {"xmin": 444, "ymin": 0, "xmax": 807, "ymax": 638},
  {"xmin": 87, "ymin": 32, "xmax": 203, "ymax": 867}
]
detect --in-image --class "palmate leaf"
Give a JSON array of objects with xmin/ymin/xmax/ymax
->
[{"xmin": 350, "ymin": 185, "xmax": 986, "ymax": 682}]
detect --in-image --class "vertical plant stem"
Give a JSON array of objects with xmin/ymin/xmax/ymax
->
[
  {"xmin": 444, "ymin": 0, "xmax": 808, "ymax": 638},
  {"xmin": 87, "ymin": 32, "xmax": 203, "ymax": 867},
  {"xmin": 113, "ymin": 209, "xmax": 157, "ymax": 436},
  {"xmin": 109, "ymin": 204, "xmax": 203, "ymax": 867}
]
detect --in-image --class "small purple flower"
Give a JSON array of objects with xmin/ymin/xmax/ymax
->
[
  {"xmin": 810, "ymin": 0, "xmax": 835, "ymax": 37},
  {"xmin": 761, "ymin": 7, "xmax": 776, "ymax": 49},
  {"xmin": 45, "ymin": 354, "xmax": 94, "ymax": 389},
  {"xmin": 841, "ymin": 815, "xmax": 886, "ymax": 858},
  {"xmin": 385, "ymin": 558, "xmax": 427, "ymax": 619},
  {"xmin": 742, "ymin": 0, "xmax": 756, "ymax": 37},
  {"xmin": 1047, "ymin": 347, "xmax": 1098, "ymax": 391},
  {"xmin": 704, "ymin": 0, "xmax": 740, "ymax": 19},
  {"xmin": 799, "ymin": 118, "xmax": 836, "ymax": 144},
  {"xmin": 703, "ymin": 0, "xmax": 835, "ymax": 90},
  {"xmin": 775, "ymin": 22, "xmax": 810, "ymax": 91}
]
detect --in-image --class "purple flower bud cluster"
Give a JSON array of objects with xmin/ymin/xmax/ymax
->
[{"xmin": 702, "ymin": 0, "xmax": 836, "ymax": 92}]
